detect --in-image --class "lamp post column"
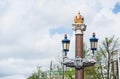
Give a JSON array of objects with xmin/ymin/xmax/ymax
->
[
  {"xmin": 75, "ymin": 32, "xmax": 84, "ymax": 79},
  {"xmin": 72, "ymin": 11, "xmax": 86, "ymax": 79}
]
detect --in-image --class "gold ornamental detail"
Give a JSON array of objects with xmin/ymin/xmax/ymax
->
[{"xmin": 74, "ymin": 12, "xmax": 84, "ymax": 24}]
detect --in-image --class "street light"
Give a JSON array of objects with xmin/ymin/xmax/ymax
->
[
  {"xmin": 90, "ymin": 32, "xmax": 98, "ymax": 54},
  {"xmin": 61, "ymin": 34, "xmax": 70, "ymax": 79},
  {"xmin": 61, "ymin": 33, "xmax": 98, "ymax": 79},
  {"xmin": 62, "ymin": 34, "xmax": 70, "ymax": 57},
  {"xmin": 61, "ymin": 12, "xmax": 99, "ymax": 79}
]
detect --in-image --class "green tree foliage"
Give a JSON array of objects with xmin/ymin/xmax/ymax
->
[
  {"xmin": 64, "ymin": 68, "xmax": 75, "ymax": 79},
  {"xmin": 84, "ymin": 36, "xmax": 119, "ymax": 79},
  {"xmin": 84, "ymin": 66, "xmax": 96, "ymax": 79},
  {"xmin": 47, "ymin": 60, "xmax": 64, "ymax": 79},
  {"xmin": 27, "ymin": 67, "xmax": 48, "ymax": 79},
  {"xmin": 98, "ymin": 36, "xmax": 119, "ymax": 79},
  {"xmin": 84, "ymin": 43, "xmax": 99, "ymax": 79}
]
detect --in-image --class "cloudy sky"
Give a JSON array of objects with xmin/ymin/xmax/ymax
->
[{"xmin": 0, "ymin": 0, "xmax": 120, "ymax": 79}]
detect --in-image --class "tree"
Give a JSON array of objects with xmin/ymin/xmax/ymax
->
[
  {"xmin": 84, "ymin": 43, "xmax": 98, "ymax": 79},
  {"xmin": 64, "ymin": 68, "xmax": 75, "ymax": 79},
  {"xmin": 27, "ymin": 66, "xmax": 48, "ymax": 79},
  {"xmin": 98, "ymin": 36, "xmax": 119, "ymax": 79},
  {"xmin": 84, "ymin": 36, "xmax": 120, "ymax": 79}
]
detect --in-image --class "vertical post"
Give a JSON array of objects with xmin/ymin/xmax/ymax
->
[
  {"xmin": 118, "ymin": 52, "xmax": 120, "ymax": 79},
  {"xmin": 72, "ymin": 12, "xmax": 86, "ymax": 79},
  {"xmin": 72, "ymin": 24, "xmax": 86, "ymax": 79},
  {"xmin": 75, "ymin": 34, "xmax": 84, "ymax": 79},
  {"xmin": 62, "ymin": 34, "xmax": 70, "ymax": 79},
  {"xmin": 50, "ymin": 61, "xmax": 52, "ymax": 79},
  {"xmin": 62, "ymin": 51, "xmax": 65, "ymax": 79},
  {"xmin": 62, "ymin": 62, "xmax": 64, "ymax": 79}
]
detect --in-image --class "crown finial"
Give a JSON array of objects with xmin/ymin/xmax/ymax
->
[{"xmin": 74, "ymin": 11, "xmax": 84, "ymax": 24}]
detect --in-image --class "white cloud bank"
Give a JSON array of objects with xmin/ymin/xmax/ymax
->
[{"xmin": 0, "ymin": 0, "xmax": 120, "ymax": 79}]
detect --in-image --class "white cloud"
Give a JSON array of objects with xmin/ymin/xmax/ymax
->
[
  {"xmin": 0, "ymin": 57, "xmax": 55, "ymax": 78},
  {"xmin": 0, "ymin": 0, "xmax": 120, "ymax": 79},
  {"xmin": 0, "ymin": 75, "xmax": 26, "ymax": 79}
]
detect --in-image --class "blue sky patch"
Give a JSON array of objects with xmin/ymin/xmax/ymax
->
[
  {"xmin": 113, "ymin": 3, "xmax": 120, "ymax": 14},
  {"xmin": 50, "ymin": 27, "xmax": 73, "ymax": 36}
]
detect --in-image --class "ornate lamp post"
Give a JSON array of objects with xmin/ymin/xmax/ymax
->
[
  {"xmin": 62, "ymin": 34, "xmax": 70, "ymax": 79},
  {"xmin": 61, "ymin": 12, "xmax": 98, "ymax": 79}
]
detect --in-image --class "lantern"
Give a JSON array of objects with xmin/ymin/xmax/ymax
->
[
  {"xmin": 62, "ymin": 34, "xmax": 70, "ymax": 56},
  {"xmin": 89, "ymin": 33, "xmax": 98, "ymax": 54}
]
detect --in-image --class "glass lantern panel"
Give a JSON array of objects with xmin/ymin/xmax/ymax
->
[
  {"xmin": 91, "ymin": 42, "xmax": 95, "ymax": 49},
  {"xmin": 63, "ymin": 43, "xmax": 67, "ymax": 50},
  {"xmin": 66, "ymin": 43, "xmax": 69, "ymax": 50},
  {"xmin": 95, "ymin": 42, "xmax": 98, "ymax": 49},
  {"xmin": 63, "ymin": 43, "xmax": 69, "ymax": 50}
]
